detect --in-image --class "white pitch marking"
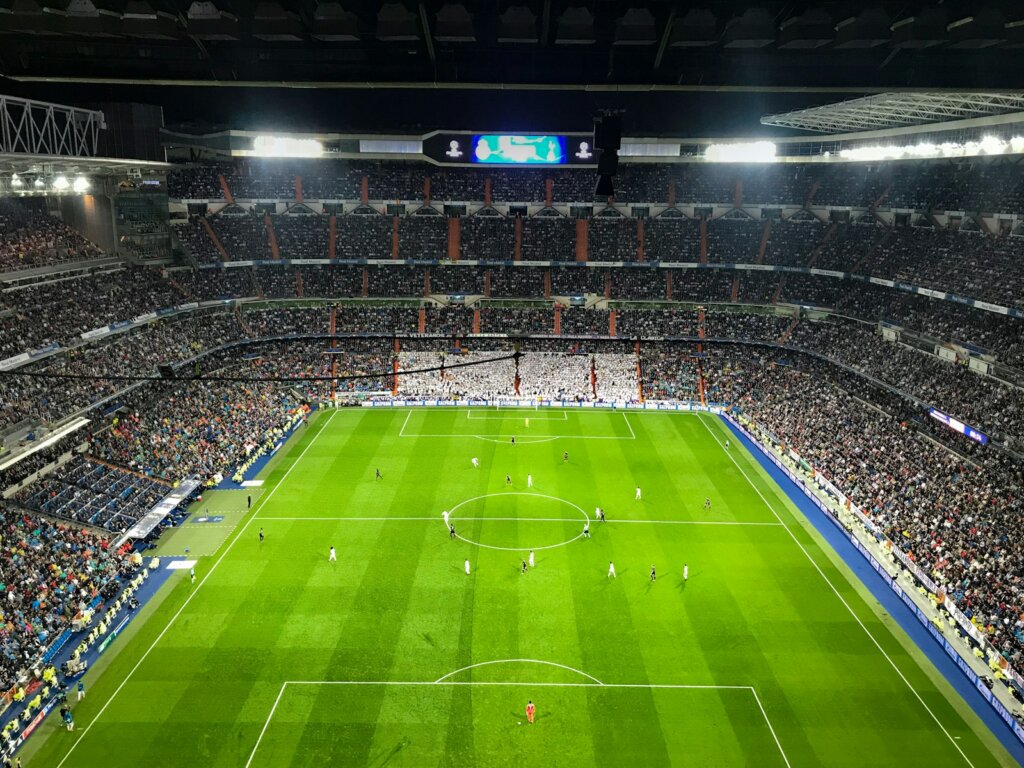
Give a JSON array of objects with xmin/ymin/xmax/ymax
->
[
  {"xmin": 433, "ymin": 658, "xmax": 605, "ymax": 685},
  {"xmin": 257, "ymin": 516, "xmax": 782, "ymax": 526},
  {"xmin": 55, "ymin": 409, "xmax": 340, "ymax": 768},
  {"xmin": 245, "ymin": 679, "xmax": 786, "ymax": 768},
  {"xmin": 444, "ymin": 491, "xmax": 590, "ymax": 551},
  {"xmin": 698, "ymin": 414, "xmax": 975, "ymax": 768},
  {"xmin": 622, "ymin": 411, "xmax": 636, "ymax": 439},
  {"xmin": 244, "ymin": 681, "xmax": 288, "ymax": 768},
  {"xmin": 750, "ymin": 687, "xmax": 792, "ymax": 768}
]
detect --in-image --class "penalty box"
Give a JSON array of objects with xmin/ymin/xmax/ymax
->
[
  {"xmin": 399, "ymin": 408, "xmax": 638, "ymax": 441},
  {"xmin": 246, "ymin": 679, "xmax": 790, "ymax": 768}
]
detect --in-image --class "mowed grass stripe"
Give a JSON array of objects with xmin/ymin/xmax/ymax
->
[
  {"xmin": 27, "ymin": 408, "xmax": 1014, "ymax": 768},
  {"xmin": 696, "ymin": 414, "xmax": 998, "ymax": 766}
]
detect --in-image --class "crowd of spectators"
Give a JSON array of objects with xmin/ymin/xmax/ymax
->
[
  {"xmin": 787, "ymin": 318, "xmax": 1024, "ymax": 447},
  {"xmin": 720, "ymin": 349, "xmax": 1024, "ymax": 668},
  {"xmin": 170, "ymin": 206, "xmax": 1024, "ymax": 312},
  {"xmin": 167, "ymin": 158, "xmax": 1024, "ymax": 212},
  {"xmin": 0, "ymin": 200, "xmax": 102, "ymax": 273},
  {"xmin": 396, "ymin": 350, "xmax": 637, "ymax": 402},
  {"xmin": 0, "ymin": 504, "xmax": 126, "ymax": 691},
  {"xmin": 90, "ymin": 379, "xmax": 304, "ymax": 481}
]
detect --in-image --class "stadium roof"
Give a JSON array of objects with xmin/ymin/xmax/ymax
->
[{"xmin": 761, "ymin": 92, "xmax": 1024, "ymax": 134}]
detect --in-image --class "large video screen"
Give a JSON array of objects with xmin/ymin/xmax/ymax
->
[{"xmin": 471, "ymin": 135, "xmax": 567, "ymax": 165}]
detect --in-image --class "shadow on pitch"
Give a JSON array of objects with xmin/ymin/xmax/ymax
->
[
  {"xmin": 511, "ymin": 710, "xmax": 550, "ymax": 725},
  {"xmin": 368, "ymin": 736, "xmax": 411, "ymax": 767}
]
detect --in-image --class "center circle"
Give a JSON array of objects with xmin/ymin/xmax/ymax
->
[{"xmin": 448, "ymin": 492, "xmax": 590, "ymax": 551}]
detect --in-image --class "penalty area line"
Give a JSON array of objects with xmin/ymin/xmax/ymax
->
[{"xmin": 245, "ymin": 679, "xmax": 788, "ymax": 768}]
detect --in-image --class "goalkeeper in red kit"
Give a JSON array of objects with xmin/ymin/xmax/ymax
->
[{"xmin": 526, "ymin": 700, "xmax": 536, "ymax": 724}]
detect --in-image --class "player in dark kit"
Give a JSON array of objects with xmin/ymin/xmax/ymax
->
[
  {"xmin": 506, "ymin": 473, "xmax": 512, "ymax": 485},
  {"xmin": 449, "ymin": 524, "xmax": 457, "ymax": 539},
  {"xmin": 521, "ymin": 559, "xmax": 528, "ymax": 574},
  {"xmin": 375, "ymin": 468, "xmax": 382, "ymax": 480},
  {"xmin": 650, "ymin": 564, "xmax": 656, "ymax": 582},
  {"xmin": 563, "ymin": 451, "xmax": 569, "ymax": 463},
  {"xmin": 259, "ymin": 528, "xmax": 264, "ymax": 543}
]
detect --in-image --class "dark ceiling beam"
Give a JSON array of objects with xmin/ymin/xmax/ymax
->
[
  {"xmin": 541, "ymin": 0, "xmax": 551, "ymax": 45},
  {"xmin": 419, "ymin": 2, "xmax": 436, "ymax": 66},
  {"xmin": 653, "ymin": 7, "xmax": 676, "ymax": 71},
  {"xmin": 13, "ymin": 75, "xmax": 1018, "ymax": 94}
]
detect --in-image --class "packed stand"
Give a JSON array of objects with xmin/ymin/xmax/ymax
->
[
  {"xmin": 0, "ymin": 200, "xmax": 103, "ymax": 273},
  {"xmin": 0, "ymin": 503, "xmax": 126, "ymax": 691}
]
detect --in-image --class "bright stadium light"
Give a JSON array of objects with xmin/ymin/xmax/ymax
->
[
  {"xmin": 10, "ymin": 174, "xmax": 22, "ymax": 188},
  {"xmin": 72, "ymin": 175, "xmax": 90, "ymax": 193},
  {"xmin": 839, "ymin": 135, "xmax": 1024, "ymax": 162},
  {"xmin": 704, "ymin": 141, "xmax": 777, "ymax": 163},
  {"xmin": 52, "ymin": 175, "xmax": 70, "ymax": 191},
  {"xmin": 251, "ymin": 135, "xmax": 324, "ymax": 158},
  {"xmin": 33, "ymin": 177, "xmax": 44, "ymax": 189}
]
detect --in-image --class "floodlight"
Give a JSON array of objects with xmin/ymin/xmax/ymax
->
[
  {"xmin": 33, "ymin": 178, "xmax": 44, "ymax": 189},
  {"xmin": 10, "ymin": 174, "xmax": 22, "ymax": 188},
  {"xmin": 73, "ymin": 176, "xmax": 90, "ymax": 193},
  {"xmin": 705, "ymin": 142, "xmax": 777, "ymax": 163},
  {"xmin": 252, "ymin": 136, "xmax": 324, "ymax": 158},
  {"xmin": 53, "ymin": 175, "xmax": 70, "ymax": 191}
]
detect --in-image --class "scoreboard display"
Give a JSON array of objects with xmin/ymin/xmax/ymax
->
[{"xmin": 423, "ymin": 133, "xmax": 596, "ymax": 166}]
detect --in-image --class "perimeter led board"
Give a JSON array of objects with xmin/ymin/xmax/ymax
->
[{"xmin": 471, "ymin": 135, "xmax": 567, "ymax": 165}]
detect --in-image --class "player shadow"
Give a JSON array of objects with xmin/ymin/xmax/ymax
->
[
  {"xmin": 602, "ymin": 568, "xmax": 626, "ymax": 584},
  {"xmin": 510, "ymin": 710, "xmax": 550, "ymax": 724},
  {"xmin": 420, "ymin": 632, "xmax": 436, "ymax": 647},
  {"xmin": 367, "ymin": 736, "xmax": 411, "ymax": 767},
  {"xmin": 677, "ymin": 580, "xmax": 687, "ymax": 592}
]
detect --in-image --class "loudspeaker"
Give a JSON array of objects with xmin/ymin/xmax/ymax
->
[
  {"xmin": 593, "ymin": 115, "xmax": 622, "ymax": 150},
  {"xmin": 597, "ymin": 149, "xmax": 619, "ymax": 176},
  {"xmin": 595, "ymin": 175, "xmax": 615, "ymax": 197}
]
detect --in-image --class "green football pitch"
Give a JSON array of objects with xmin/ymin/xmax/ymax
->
[{"xmin": 27, "ymin": 407, "xmax": 1016, "ymax": 767}]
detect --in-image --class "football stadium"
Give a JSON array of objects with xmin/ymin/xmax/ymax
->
[{"xmin": 2, "ymin": 3, "xmax": 1024, "ymax": 766}]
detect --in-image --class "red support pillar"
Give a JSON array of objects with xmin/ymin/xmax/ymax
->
[
  {"xmin": 514, "ymin": 217, "xmax": 523, "ymax": 261},
  {"xmin": 473, "ymin": 308, "xmax": 481, "ymax": 334},
  {"xmin": 391, "ymin": 216, "xmax": 400, "ymax": 259},
  {"xmin": 418, "ymin": 307, "xmax": 426, "ymax": 333},
  {"xmin": 484, "ymin": 270, "xmax": 492, "ymax": 297},
  {"xmin": 545, "ymin": 179, "xmax": 554, "ymax": 208},
  {"xmin": 636, "ymin": 219, "xmax": 645, "ymax": 263},
  {"xmin": 575, "ymin": 219, "xmax": 588, "ymax": 262},
  {"xmin": 361, "ymin": 267, "xmax": 369, "ymax": 297},
  {"xmin": 484, "ymin": 177, "xmax": 492, "ymax": 207},
  {"xmin": 424, "ymin": 267, "xmax": 431, "ymax": 296},
  {"xmin": 294, "ymin": 176, "xmax": 303, "ymax": 203},
  {"xmin": 360, "ymin": 176, "xmax": 369, "ymax": 205},
  {"xmin": 448, "ymin": 217, "xmax": 460, "ymax": 261},
  {"xmin": 328, "ymin": 214, "xmax": 337, "ymax": 259},
  {"xmin": 424, "ymin": 176, "xmax": 431, "ymax": 207},
  {"xmin": 553, "ymin": 304, "xmax": 561, "ymax": 335},
  {"xmin": 666, "ymin": 271, "xmax": 673, "ymax": 300},
  {"xmin": 543, "ymin": 269, "xmax": 551, "ymax": 298},
  {"xmin": 609, "ymin": 310, "xmax": 616, "ymax": 337},
  {"xmin": 667, "ymin": 179, "xmax": 676, "ymax": 208}
]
